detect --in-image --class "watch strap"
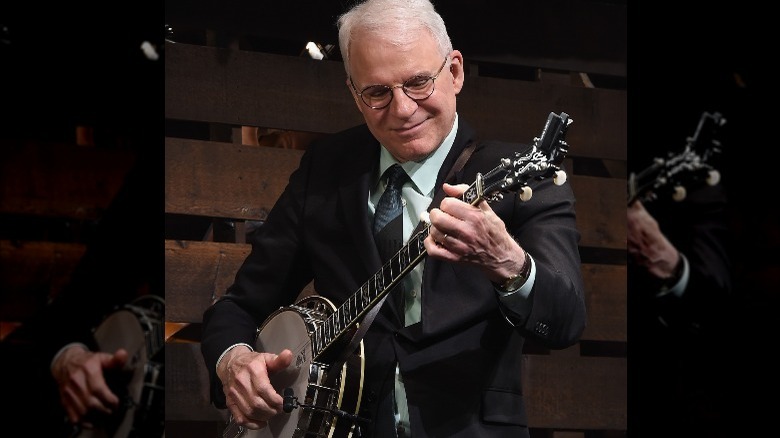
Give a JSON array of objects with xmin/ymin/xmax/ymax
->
[{"xmin": 494, "ymin": 248, "xmax": 532, "ymax": 292}]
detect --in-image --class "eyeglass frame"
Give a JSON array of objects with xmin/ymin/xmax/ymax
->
[{"xmin": 349, "ymin": 56, "xmax": 449, "ymax": 110}]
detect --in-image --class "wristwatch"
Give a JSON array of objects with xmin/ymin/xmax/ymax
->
[{"xmin": 494, "ymin": 250, "xmax": 532, "ymax": 293}]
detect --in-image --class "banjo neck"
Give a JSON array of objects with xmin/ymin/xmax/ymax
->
[{"xmin": 312, "ymin": 223, "xmax": 430, "ymax": 360}]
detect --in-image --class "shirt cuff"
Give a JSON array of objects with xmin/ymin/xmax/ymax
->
[
  {"xmin": 496, "ymin": 252, "xmax": 536, "ymax": 299},
  {"xmin": 496, "ymin": 253, "xmax": 537, "ymax": 324},
  {"xmin": 50, "ymin": 342, "xmax": 90, "ymax": 371},
  {"xmin": 655, "ymin": 252, "xmax": 690, "ymax": 298},
  {"xmin": 215, "ymin": 343, "xmax": 255, "ymax": 375}
]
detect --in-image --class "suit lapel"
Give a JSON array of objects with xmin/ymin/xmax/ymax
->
[
  {"xmin": 336, "ymin": 130, "xmax": 385, "ymax": 275},
  {"xmin": 435, "ymin": 121, "xmax": 478, "ymax": 188}
]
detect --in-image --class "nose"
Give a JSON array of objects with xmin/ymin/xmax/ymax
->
[{"xmin": 388, "ymin": 86, "xmax": 417, "ymax": 116}]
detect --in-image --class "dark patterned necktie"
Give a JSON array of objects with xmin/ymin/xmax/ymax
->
[{"xmin": 373, "ymin": 164, "xmax": 408, "ymax": 262}]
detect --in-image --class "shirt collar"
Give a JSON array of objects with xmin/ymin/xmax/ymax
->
[{"xmin": 377, "ymin": 113, "xmax": 459, "ymax": 197}]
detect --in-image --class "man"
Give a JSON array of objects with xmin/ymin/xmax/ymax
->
[
  {"xmin": 201, "ymin": 0, "xmax": 586, "ymax": 437},
  {"xmin": 628, "ymin": 112, "xmax": 733, "ymax": 436}
]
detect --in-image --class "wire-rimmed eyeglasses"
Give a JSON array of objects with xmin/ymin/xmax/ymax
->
[{"xmin": 350, "ymin": 57, "xmax": 449, "ymax": 110}]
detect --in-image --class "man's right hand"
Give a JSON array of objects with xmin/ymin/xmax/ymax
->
[
  {"xmin": 51, "ymin": 345, "xmax": 128, "ymax": 426},
  {"xmin": 627, "ymin": 200, "xmax": 680, "ymax": 280},
  {"xmin": 218, "ymin": 347, "xmax": 294, "ymax": 430}
]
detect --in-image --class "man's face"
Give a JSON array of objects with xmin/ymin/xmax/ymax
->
[{"xmin": 346, "ymin": 29, "xmax": 464, "ymax": 163}]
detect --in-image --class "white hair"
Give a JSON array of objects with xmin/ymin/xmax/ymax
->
[{"xmin": 337, "ymin": 0, "xmax": 453, "ymax": 77}]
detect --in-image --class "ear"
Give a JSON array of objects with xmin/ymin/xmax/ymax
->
[
  {"xmin": 448, "ymin": 50, "xmax": 465, "ymax": 94},
  {"xmin": 346, "ymin": 77, "xmax": 365, "ymax": 113}
]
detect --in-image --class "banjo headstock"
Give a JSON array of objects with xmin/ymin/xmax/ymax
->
[
  {"xmin": 628, "ymin": 111, "xmax": 725, "ymax": 205},
  {"xmin": 463, "ymin": 111, "xmax": 573, "ymax": 205}
]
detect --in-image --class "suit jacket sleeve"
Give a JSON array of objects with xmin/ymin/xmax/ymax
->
[{"xmin": 485, "ymin": 143, "xmax": 587, "ymax": 349}]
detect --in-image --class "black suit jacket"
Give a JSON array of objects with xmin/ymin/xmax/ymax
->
[{"xmin": 201, "ymin": 119, "xmax": 587, "ymax": 437}]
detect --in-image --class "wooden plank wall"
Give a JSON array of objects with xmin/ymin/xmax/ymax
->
[
  {"xmin": 164, "ymin": 20, "xmax": 627, "ymax": 438},
  {"xmin": 0, "ymin": 140, "xmax": 135, "ymax": 336}
]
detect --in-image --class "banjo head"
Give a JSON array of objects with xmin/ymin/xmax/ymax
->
[
  {"xmin": 89, "ymin": 308, "xmax": 155, "ymax": 438},
  {"xmin": 256, "ymin": 308, "xmax": 317, "ymax": 438},
  {"xmin": 236, "ymin": 295, "xmax": 364, "ymax": 438}
]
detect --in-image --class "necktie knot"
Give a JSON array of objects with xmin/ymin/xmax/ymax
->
[{"xmin": 384, "ymin": 164, "xmax": 407, "ymax": 191}]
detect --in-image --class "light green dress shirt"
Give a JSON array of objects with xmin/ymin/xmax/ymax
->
[{"xmin": 369, "ymin": 113, "xmax": 537, "ymax": 435}]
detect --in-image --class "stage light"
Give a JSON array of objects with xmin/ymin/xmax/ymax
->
[{"xmin": 305, "ymin": 41, "xmax": 325, "ymax": 60}]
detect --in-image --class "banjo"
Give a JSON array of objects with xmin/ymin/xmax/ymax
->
[
  {"xmin": 70, "ymin": 295, "xmax": 165, "ymax": 438},
  {"xmin": 628, "ymin": 111, "xmax": 725, "ymax": 206},
  {"xmin": 224, "ymin": 111, "xmax": 574, "ymax": 438}
]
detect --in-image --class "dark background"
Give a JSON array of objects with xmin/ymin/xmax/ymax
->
[
  {"xmin": 1, "ymin": 0, "xmax": 777, "ymax": 435},
  {"xmin": 630, "ymin": 2, "xmax": 778, "ymax": 435},
  {"xmin": 1, "ymin": 1, "xmax": 164, "ymax": 435},
  {"xmin": 1, "ymin": 2, "xmax": 163, "ymax": 143}
]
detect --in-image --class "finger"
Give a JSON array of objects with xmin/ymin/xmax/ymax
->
[
  {"xmin": 424, "ymin": 223, "xmax": 446, "ymax": 247},
  {"xmin": 94, "ymin": 352, "xmax": 127, "ymax": 396},
  {"xmin": 266, "ymin": 349, "xmax": 293, "ymax": 373},
  {"xmin": 62, "ymin": 385, "xmax": 88, "ymax": 422},
  {"xmin": 245, "ymin": 391, "xmax": 278, "ymax": 425},
  {"xmin": 442, "ymin": 182, "xmax": 469, "ymax": 197},
  {"xmin": 91, "ymin": 387, "xmax": 119, "ymax": 411},
  {"xmin": 244, "ymin": 388, "xmax": 281, "ymax": 423},
  {"xmin": 79, "ymin": 383, "xmax": 114, "ymax": 415},
  {"xmin": 428, "ymin": 208, "xmax": 460, "ymax": 238},
  {"xmin": 254, "ymin": 377, "xmax": 283, "ymax": 411},
  {"xmin": 226, "ymin": 359, "xmax": 280, "ymax": 418},
  {"xmin": 424, "ymin": 231, "xmax": 459, "ymax": 263},
  {"xmin": 62, "ymin": 396, "xmax": 82, "ymax": 423},
  {"xmin": 436, "ymin": 229, "xmax": 457, "ymax": 250},
  {"xmin": 242, "ymin": 419, "xmax": 267, "ymax": 430},
  {"xmin": 226, "ymin": 387, "xmax": 276, "ymax": 429},
  {"xmin": 260, "ymin": 350, "xmax": 293, "ymax": 406},
  {"xmin": 439, "ymin": 182, "xmax": 483, "ymax": 219},
  {"xmin": 225, "ymin": 367, "xmax": 256, "ymax": 410},
  {"xmin": 95, "ymin": 349, "xmax": 128, "ymax": 407},
  {"xmin": 437, "ymin": 231, "xmax": 475, "ymax": 261},
  {"xmin": 225, "ymin": 384, "xmax": 253, "ymax": 419},
  {"xmin": 426, "ymin": 224, "xmax": 443, "ymax": 244},
  {"xmin": 88, "ymin": 353, "xmax": 121, "ymax": 408},
  {"xmin": 229, "ymin": 407, "xmax": 261, "ymax": 430},
  {"xmin": 231, "ymin": 408, "xmax": 267, "ymax": 430},
  {"xmin": 85, "ymin": 394, "xmax": 113, "ymax": 415},
  {"xmin": 63, "ymin": 368, "xmax": 91, "ymax": 405},
  {"xmin": 106, "ymin": 348, "xmax": 129, "ymax": 369}
]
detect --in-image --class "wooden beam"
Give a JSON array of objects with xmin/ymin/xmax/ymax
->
[
  {"xmin": 0, "ymin": 240, "xmax": 86, "ymax": 321},
  {"xmin": 0, "ymin": 141, "xmax": 135, "ymax": 219},
  {"xmin": 165, "ymin": 43, "xmax": 626, "ymax": 161},
  {"xmin": 523, "ymin": 355, "xmax": 627, "ymax": 430}
]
